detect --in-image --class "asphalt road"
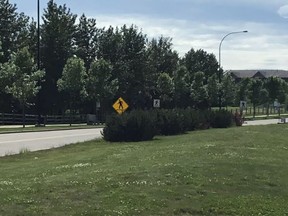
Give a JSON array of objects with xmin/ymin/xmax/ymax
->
[
  {"xmin": 243, "ymin": 118, "xmax": 280, "ymax": 126},
  {"xmin": 0, "ymin": 128, "xmax": 102, "ymax": 157}
]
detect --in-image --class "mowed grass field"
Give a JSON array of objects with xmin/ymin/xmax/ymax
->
[{"xmin": 1, "ymin": 125, "xmax": 288, "ymax": 215}]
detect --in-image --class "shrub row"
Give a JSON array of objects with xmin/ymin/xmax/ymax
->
[{"xmin": 102, "ymin": 108, "xmax": 234, "ymax": 142}]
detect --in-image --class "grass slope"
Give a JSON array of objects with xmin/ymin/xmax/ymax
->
[{"xmin": 1, "ymin": 125, "xmax": 288, "ymax": 215}]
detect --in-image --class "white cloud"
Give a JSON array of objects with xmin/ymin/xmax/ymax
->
[
  {"xmin": 278, "ymin": 5, "xmax": 288, "ymax": 18},
  {"xmin": 93, "ymin": 14, "xmax": 288, "ymax": 70}
]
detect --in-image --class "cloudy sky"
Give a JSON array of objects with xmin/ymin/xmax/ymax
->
[{"xmin": 10, "ymin": 0, "xmax": 288, "ymax": 70}]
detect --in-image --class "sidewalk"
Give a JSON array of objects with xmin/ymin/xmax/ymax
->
[{"xmin": 243, "ymin": 119, "xmax": 280, "ymax": 126}]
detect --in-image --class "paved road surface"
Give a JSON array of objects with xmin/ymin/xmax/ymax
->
[
  {"xmin": 243, "ymin": 119, "xmax": 280, "ymax": 126},
  {"xmin": 0, "ymin": 128, "xmax": 102, "ymax": 157}
]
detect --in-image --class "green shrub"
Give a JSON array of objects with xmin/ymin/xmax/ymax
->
[
  {"xmin": 156, "ymin": 109, "xmax": 186, "ymax": 135},
  {"xmin": 102, "ymin": 110, "xmax": 157, "ymax": 142},
  {"xmin": 210, "ymin": 110, "xmax": 233, "ymax": 128}
]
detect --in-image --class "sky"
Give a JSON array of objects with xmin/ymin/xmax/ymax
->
[{"xmin": 9, "ymin": 0, "xmax": 288, "ymax": 70}]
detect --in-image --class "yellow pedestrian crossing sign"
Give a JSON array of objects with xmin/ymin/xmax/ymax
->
[{"xmin": 113, "ymin": 97, "xmax": 129, "ymax": 114}]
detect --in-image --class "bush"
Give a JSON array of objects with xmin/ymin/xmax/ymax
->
[
  {"xmin": 103, "ymin": 108, "xmax": 235, "ymax": 142},
  {"xmin": 156, "ymin": 109, "xmax": 186, "ymax": 135},
  {"xmin": 182, "ymin": 108, "xmax": 208, "ymax": 131},
  {"xmin": 210, "ymin": 110, "xmax": 233, "ymax": 128},
  {"xmin": 102, "ymin": 110, "xmax": 157, "ymax": 142}
]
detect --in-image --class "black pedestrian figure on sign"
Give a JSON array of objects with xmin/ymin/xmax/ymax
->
[{"xmin": 118, "ymin": 99, "xmax": 123, "ymax": 110}]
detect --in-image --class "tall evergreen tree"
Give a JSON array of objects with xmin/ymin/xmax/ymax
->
[
  {"xmin": 75, "ymin": 14, "xmax": 101, "ymax": 69},
  {"xmin": 0, "ymin": 0, "xmax": 30, "ymax": 63},
  {"xmin": 118, "ymin": 25, "xmax": 149, "ymax": 109},
  {"xmin": 40, "ymin": 0, "xmax": 77, "ymax": 114}
]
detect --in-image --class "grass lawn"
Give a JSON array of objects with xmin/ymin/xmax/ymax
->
[{"xmin": 1, "ymin": 125, "xmax": 288, "ymax": 215}]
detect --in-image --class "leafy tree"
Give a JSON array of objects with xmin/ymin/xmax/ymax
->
[
  {"xmin": 265, "ymin": 77, "xmax": 288, "ymax": 104},
  {"xmin": 248, "ymin": 79, "xmax": 266, "ymax": 117},
  {"xmin": 75, "ymin": 14, "xmax": 101, "ymax": 69},
  {"xmin": 146, "ymin": 36, "xmax": 179, "ymax": 103},
  {"xmin": 221, "ymin": 74, "xmax": 236, "ymax": 108},
  {"xmin": 182, "ymin": 48, "xmax": 219, "ymax": 83},
  {"xmin": 264, "ymin": 77, "xmax": 288, "ymax": 115},
  {"xmin": 207, "ymin": 74, "xmax": 220, "ymax": 108},
  {"xmin": 156, "ymin": 73, "xmax": 174, "ymax": 108},
  {"xmin": 0, "ymin": 47, "xmax": 45, "ymax": 127},
  {"xmin": 57, "ymin": 57, "xmax": 87, "ymax": 122},
  {"xmin": 86, "ymin": 59, "xmax": 118, "ymax": 113},
  {"xmin": 147, "ymin": 36, "xmax": 179, "ymax": 76},
  {"xmin": 173, "ymin": 66, "xmax": 190, "ymax": 108},
  {"xmin": 190, "ymin": 71, "xmax": 208, "ymax": 109},
  {"xmin": 236, "ymin": 78, "xmax": 251, "ymax": 104},
  {"xmin": 40, "ymin": 0, "xmax": 77, "ymax": 114}
]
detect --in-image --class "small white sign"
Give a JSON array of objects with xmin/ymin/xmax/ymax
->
[
  {"xmin": 274, "ymin": 101, "xmax": 280, "ymax": 108},
  {"xmin": 153, "ymin": 99, "xmax": 160, "ymax": 108},
  {"xmin": 240, "ymin": 101, "xmax": 247, "ymax": 109}
]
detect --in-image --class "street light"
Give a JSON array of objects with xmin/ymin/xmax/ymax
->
[
  {"xmin": 37, "ymin": 0, "xmax": 40, "ymax": 70},
  {"xmin": 218, "ymin": 30, "xmax": 248, "ymax": 69},
  {"xmin": 218, "ymin": 30, "xmax": 248, "ymax": 110},
  {"xmin": 37, "ymin": 0, "xmax": 41, "ymax": 125}
]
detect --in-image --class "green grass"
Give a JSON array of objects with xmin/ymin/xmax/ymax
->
[{"xmin": 1, "ymin": 125, "xmax": 288, "ymax": 215}]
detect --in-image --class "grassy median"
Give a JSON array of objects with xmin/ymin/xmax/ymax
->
[{"xmin": 0, "ymin": 124, "xmax": 288, "ymax": 215}]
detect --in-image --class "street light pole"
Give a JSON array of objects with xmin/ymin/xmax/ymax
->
[
  {"xmin": 37, "ymin": 0, "xmax": 41, "ymax": 125},
  {"xmin": 218, "ymin": 30, "xmax": 248, "ymax": 110},
  {"xmin": 37, "ymin": 0, "xmax": 40, "ymax": 70},
  {"xmin": 218, "ymin": 30, "xmax": 248, "ymax": 69}
]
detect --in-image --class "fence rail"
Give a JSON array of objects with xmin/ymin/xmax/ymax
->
[
  {"xmin": 227, "ymin": 106, "xmax": 288, "ymax": 117},
  {"xmin": 0, "ymin": 113, "xmax": 88, "ymax": 125}
]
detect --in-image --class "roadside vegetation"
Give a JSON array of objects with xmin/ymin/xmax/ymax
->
[{"xmin": 1, "ymin": 124, "xmax": 288, "ymax": 215}]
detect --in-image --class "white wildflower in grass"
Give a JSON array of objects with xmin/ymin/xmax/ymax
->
[
  {"xmin": 0, "ymin": 181, "xmax": 13, "ymax": 186},
  {"xmin": 56, "ymin": 163, "xmax": 92, "ymax": 170},
  {"xmin": 72, "ymin": 163, "xmax": 91, "ymax": 168},
  {"xmin": 164, "ymin": 163, "xmax": 176, "ymax": 167},
  {"xmin": 56, "ymin": 165, "xmax": 70, "ymax": 169}
]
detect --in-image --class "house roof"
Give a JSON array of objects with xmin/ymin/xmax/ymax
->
[{"xmin": 227, "ymin": 70, "xmax": 288, "ymax": 79}]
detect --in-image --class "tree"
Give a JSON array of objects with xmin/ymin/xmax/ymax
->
[
  {"xmin": 207, "ymin": 74, "xmax": 220, "ymax": 108},
  {"xmin": 147, "ymin": 36, "xmax": 179, "ymax": 77},
  {"xmin": 173, "ymin": 66, "xmax": 190, "ymax": 108},
  {"xmin": 0, "ymin": 47, "xmax": 45, "ymax": 127},
  {"xmin": 190, "ymin": 71, "xmax": 208, "ymax": 109},
  {"xmin": 156, "ymin": 73, "xmax": 174, "ymax": 108},
  {"xmin": 248, "ymin": 79, "xmax": 266, "ymax": 118},
  {"xmin": 117, "ymin": 25, "xmax": 149, "ymax": 109},
  {"xmin": 40, "ymin": 0, "xmax": 77, "ymax": 114},
  {"xmin": 86, "ymin": 59, "xmax": 118, "ymax": 114},
  {"xmin": 264, "ymin": 77, "xmax": 288, "ymax": 115},
  {"xmin": 181, "ymin": 48, "xmax": 219, "ymax": 83},
  {"xmin": 221, "ymin": 74, "xmax": 236, "ymax": 108},
  {"xmin": 57, "ymin": 57, "xmax": 87, "ymax": 124},
  {"xmin": 265, "ymin": 77, "xmax": 287, "ymax": 104},
  {"xmin": 236, "ymin": 78, "xmax": 251, "ymax": 103},
  {"xmin": 0, "ymin": 0, "xmax": 30, "ymax": 63},
  {"xmin": 75, "ymin": 14, "xmax": 101, "ymax": 69}
]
